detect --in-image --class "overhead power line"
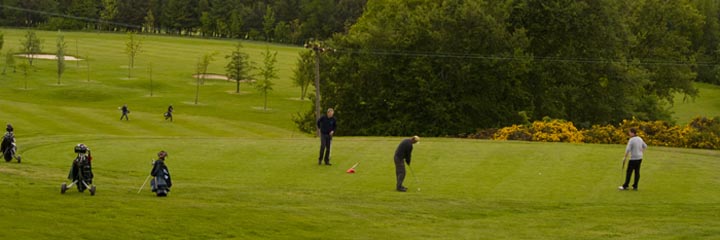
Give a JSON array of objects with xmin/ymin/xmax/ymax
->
[
  {"xmin": 0, "ymin": 4, "xmax": 142, "ymax": 29},
  {"xmin": 2, "ymin": 3, "xmax": 715, "ymax": 67},
  {"xmin": 332, "ymin": 48, "xmax": 717, "ymax": 67}
]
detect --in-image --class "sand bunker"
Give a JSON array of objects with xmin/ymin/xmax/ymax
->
[
  {"xmin": 192, "ymin": 74, "xmax": 254, "ymax": 83},
  {"xmin": 15, "ymin": 54, "xmax": 83, "ymax": 61}
]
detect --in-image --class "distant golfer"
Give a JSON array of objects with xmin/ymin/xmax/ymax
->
[
  {"xmin": 165, "ymin": 104, "xmax": 174, "ymax": 122},
  {"xmin": 394, "ymin": 136, "xmax": 419, "ymax": 192},
  {"xmin": 120, "ymin": 104, "xmax": 130, "ymax": 121},
  {"xmin": 619, "ymin": 128, "xmax": 647, "ymax": 191},
  {"xmin": 317, "ymin": 108, "xmax": 336, "ymax": 165}
]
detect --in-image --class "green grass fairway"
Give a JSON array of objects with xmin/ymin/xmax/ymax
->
[
  {"xmin": 673, "ymin": 82, "xmax": 720, "ymax": 124},
  {"xmin": 2, "ymin": 137, "xmax": 720, "ymax": 239},
  {"xmin": 1, "ymin": 29, "xmax": 720, "ymax": 239}
]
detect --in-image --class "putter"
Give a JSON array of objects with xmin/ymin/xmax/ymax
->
[
  {"xmin": 408, "ymin": 164, "xmax": 420, "ymax": 192},
  {"xmin": 137, "ymin": 175, "xmax": 152, "ymax": 193}
]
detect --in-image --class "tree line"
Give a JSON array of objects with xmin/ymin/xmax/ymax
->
[
  {"xmin": 0, "ymin": 0, "xmax": 367, "ymax": 44},
  {"xmin": 295, "ymin": 0, "xmax": 720, "ymax": 136}
]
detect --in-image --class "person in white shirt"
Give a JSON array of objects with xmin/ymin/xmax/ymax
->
[{"xmin": 619, "ymin": 127, "xmax": 647, "ymax": 191}]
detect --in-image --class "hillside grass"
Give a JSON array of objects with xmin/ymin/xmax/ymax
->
[
  {"xmin": 0, "ymin": 29, "xmax": 719, "ymax": 239},
  {"xmin": 673, "ymin": 82, "xmax": 720, "ymax": 124}
]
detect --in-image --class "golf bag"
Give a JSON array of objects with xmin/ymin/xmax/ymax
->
[
  {"xmin": 1, "ymin": 132, "xmax": 17, "ymax": 162},
  {"xmin": 68, "ymin": 155, "xmax": 94, "ymax": 192},
  {"xmin": 61, "ymin": 144, "xmax": 96, "ymax": 195},
  {"xmin": 151, "ymin": 160, "xmax": 172, "ymax": 197}
]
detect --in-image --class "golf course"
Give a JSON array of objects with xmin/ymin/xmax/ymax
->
[{"xmin": 1, "ymin": 29, "xmax": 719, "ymax": 239}]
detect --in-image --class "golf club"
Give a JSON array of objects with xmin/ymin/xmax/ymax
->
[
  {"xmin": 408, "ymin": 164, "xmax": 420, "ymax": 192},
  {"xmin": 137, "ymin": 175, "xmax": 152, "ymax": 193}
]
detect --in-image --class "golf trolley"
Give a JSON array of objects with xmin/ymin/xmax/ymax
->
[
  {"xmin": 61, "ymin": 158, "xmax": 96, "ymax": 195},
  {"xmin": 61, "ymin": 144, "xmax": 96, "ymax": 196}
]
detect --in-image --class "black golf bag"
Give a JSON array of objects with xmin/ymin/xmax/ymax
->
[
  {"xmin": 1, "ymin": 132, "xmax": 17, "ymax": 162},
  {"xmin": 67, "ymin": 155, "xmax": 94, "ymax": 193},
  {"xmin": 151, "ymin": 160, "xmax": 172, "ymax": 197}
]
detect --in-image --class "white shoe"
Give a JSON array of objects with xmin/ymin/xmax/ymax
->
[{"xmin": 618, "ymin": 186, "xmax": 629, "ymax": 190}]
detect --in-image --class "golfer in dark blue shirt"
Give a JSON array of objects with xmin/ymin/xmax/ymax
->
[
  {"xmin": 394, "ymin": 136, "xmax": 419, "ymax": 192},
  {"xmin": 317, "ymin": 108, "xmax": 336, "ymax": 165}
]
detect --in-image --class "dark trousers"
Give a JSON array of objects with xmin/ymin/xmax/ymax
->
[
  {"xmin": 121, "ymin": 113, "xmax": 129, "ymax": 121},
  {"xmin": 394, "ymin": 158, "xmax": 406, "ymax": 189},
  {"xmin": 623, "ymin": 159, "xmax": 642, "ymax": 188},
  {"xmin": 318, "ymin": 134, "xmax": 332, "ymax": 163}
]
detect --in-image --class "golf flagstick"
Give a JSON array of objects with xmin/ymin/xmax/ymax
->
[{"xmin": 137, "ymin": 175, "xmax": 152, "ymax": 193}]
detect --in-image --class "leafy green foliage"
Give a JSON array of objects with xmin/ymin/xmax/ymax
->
[
  {"xmin": 299, "ymin": 0, "xmax": 709, "ymax": 136},
  {"xmin": 225, "ymin": 42, "xmax": 253, "ymax": 93},
  {"xmin": 125, "ymin": 31, "xmax": 142, "ymax": 78},
  {"xmin": 292, "ymin": 50, "xmax": 314, "ymax": 100},
  {"xmin": 20, "ymin": 30, "xmax": 42, "ymax": 66},
  {"xmin": 256, "ymin": 46, "xmax": 277, "ymax": 111}
]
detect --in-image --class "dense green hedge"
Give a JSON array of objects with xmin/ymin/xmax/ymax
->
[{"xmin": 476, "ymin": 117, "xmax": 720, "ymax": 150}]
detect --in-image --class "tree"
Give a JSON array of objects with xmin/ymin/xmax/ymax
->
[
  {"xmin": 125, "ymin": 31, "xmax": 143, "ymax": 78},
  {"xmin": 100, "ymin": 0, "xmax": 119, "ymax": 30},
  {"xmin": 20, "ymin": 31, "xmax": 42, "ymax": 66},
  {"xmin": 67, "ymin": 0, "xmax": 100, "ymax": 29},
  {"xmin": 274, "ymin": 21, "xmax": 291, "ymax": 43},
  {"xmin": 0, "ymin": 31, "xmax": 4, "ymax": 52},
  {"xmin": 148, "ymin": 62, "xmax": 154, "ymax": 96},
  {"xmin": 3, "ymin": 50, "xmax": 15, "ymax": 75},
  {"xmin": 18, "ymin": 62, "xmax": 29, "ymax": 90},
  {"xmin": 306, "ymin": 0, "xmax": 532, "ymax": 136},
  {"xmin": 228, "ymin": 8, "xmax": 244, "ymax": 38},
  {"xmin": 144, "ymin": 8, "xmax": 156, "ymax": 33},
  {"xmin": 692, "ymin": 0, "xmax": 720, "ymax": 84},
  {"xmin": 256, "ymin": 46, "xmax": 277, "ymax": 111},
  {"xmin": 225, "ymin": 43, "xmax": 252, "ymax": 93},
  {"xmin": 194, "ymin": 51, "xmax": 217, "ymax": 104},
  {"xmin": 292, "ymin": 50, "xmax": 314, "ymax": 100},
  {"xmin": 262, "ymin": 6, "xmax": 276, "ymax": 41},
  {"xmin": 56, "ymin": 32, "xmax": 67, "ymax": 85}
]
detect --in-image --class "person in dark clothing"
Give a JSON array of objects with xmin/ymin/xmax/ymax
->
[
  {"xmin": 120, "ymin": 104, "xmax": 130, "ymax": 121},
  {"xmin": 394, "ymin": 136, "xmax": 419, "ymax": 192},
  {"xmin": 151, "ymin": 150, "xmax": 172, "ymax": 197},
  {"xmin": 165, "ymin": 105, "xmax": 174, "ymax": 121},
  {"xmin": 1, "ymin": 124, "xmax": 20, "ymax": 163},
  {"xmin": 316, "ymin": 108, "xmax": 336, "ymax": 165}
]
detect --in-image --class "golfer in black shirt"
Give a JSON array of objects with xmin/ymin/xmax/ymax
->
[
  {"xmin": 317, "ymin": 108, "xmax": 336, "ymax": 165},
  {"xmin": 394, "ymin": 136, "xmax": 419, "ymax": 192}
]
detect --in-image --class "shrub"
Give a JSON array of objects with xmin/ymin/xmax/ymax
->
[
  {"xmin": 531, "ymin": 119, "xmax": 583, "ymax": 143},
  {"xmin": 484, "ymin": 116, "xmax": 720, "ymax": 150},
  {"xmin": 493, "ymin": 125, "xmax": 532, "ymax": 141}
]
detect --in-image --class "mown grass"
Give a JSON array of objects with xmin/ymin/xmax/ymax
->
[
  {"xmin": 673, "ymin": 82, "xmax": 720, "ymax": 124},
  {"xmin": 0, "ymin": 29, "xmax": 719, "ymax": 239}
]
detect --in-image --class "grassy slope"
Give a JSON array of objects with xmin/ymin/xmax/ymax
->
[
  {"xmin": 672, "ymin": 82, "xmax": 720, "ymax": 124},
  {"xmin": 0, "ymin": 29, "xmax": 719, "ymax": 239}
]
